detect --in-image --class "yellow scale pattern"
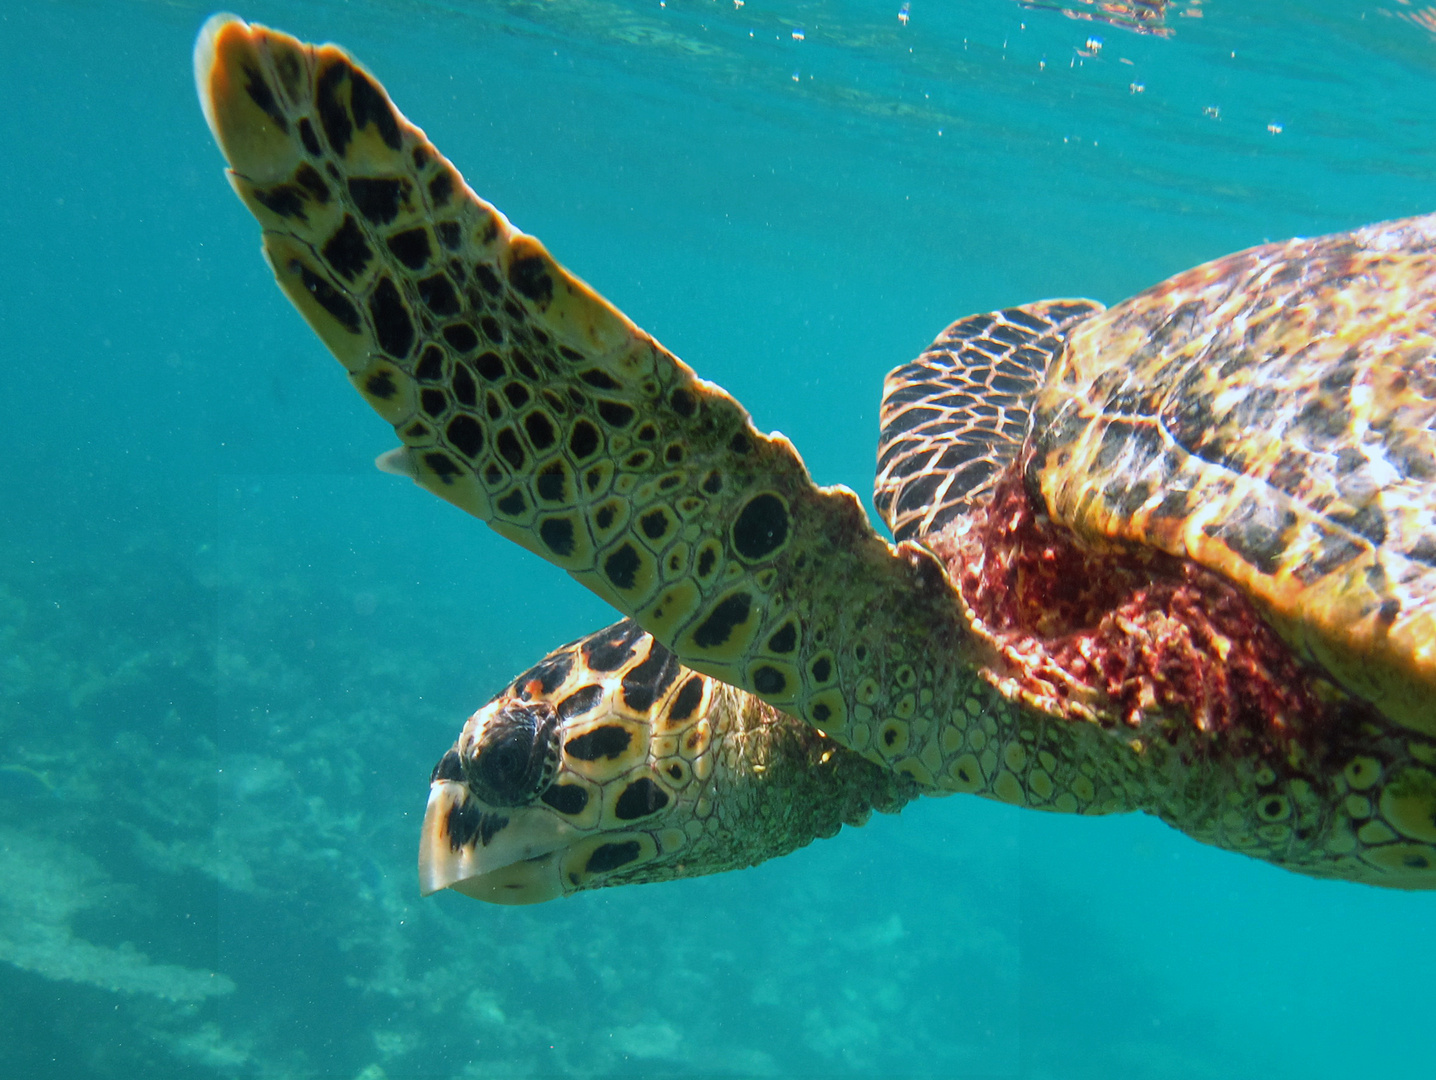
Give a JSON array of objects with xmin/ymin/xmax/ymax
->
[{"xmin": 194, "ymin": 16, "xmax": 987, "ymax": 791}]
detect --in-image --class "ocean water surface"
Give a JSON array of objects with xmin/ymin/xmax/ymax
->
[{"xmin": 2, "ymin": 0, "xmax": 1435, "ymax": 1076}]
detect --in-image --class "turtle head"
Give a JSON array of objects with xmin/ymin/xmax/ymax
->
[{"xmin": 419, "ymin": 620, "xmax": 911, "ymax": 904}]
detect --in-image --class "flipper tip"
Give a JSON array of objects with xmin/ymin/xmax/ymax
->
[
  {"xmin": 375, "ymin": 447, "xmax": 415, "ymax": 479},
  {"xmin": 193, "ymin": 13, "xmax": 245, "ymax": 144}
]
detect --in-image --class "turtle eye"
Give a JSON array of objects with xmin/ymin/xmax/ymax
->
[{"xmin": 463, "ymin": 701, "xmax": 560, "ymax": 806}]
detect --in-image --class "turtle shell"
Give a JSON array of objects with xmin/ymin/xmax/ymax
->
[{"xmin": 1027, "ymin": 215, "xmax": 1436, "ymax": 734}]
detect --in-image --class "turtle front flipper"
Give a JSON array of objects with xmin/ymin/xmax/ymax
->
[{"xmin": 196, "ymin": 17, "xmax": 987, "ymax": 781}]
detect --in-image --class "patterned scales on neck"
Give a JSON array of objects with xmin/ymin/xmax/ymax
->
[{"xmin": 196, "ymin": 16, "xmax": 1436, "ymax": 898}]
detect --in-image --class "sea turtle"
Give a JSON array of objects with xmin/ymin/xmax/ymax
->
[{"xmin": 195, "ymin": 16, "xmax": 1436, "ymax": 902}]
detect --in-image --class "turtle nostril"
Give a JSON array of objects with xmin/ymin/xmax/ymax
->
[{"xmin": 464, "ymin": 700, "xmax": 560, "ymax": 806}]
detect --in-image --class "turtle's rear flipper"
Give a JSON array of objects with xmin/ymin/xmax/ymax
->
[
  {"xmin": 874, "ymin": 300, "xmax": 1102, "ymax": 544},
  {"xmin": 196, "ymin": 17, "xmax": 983, "ymax": 785}
]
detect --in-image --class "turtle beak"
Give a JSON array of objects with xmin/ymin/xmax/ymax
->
[{"xmin": 418, "ymin": 780, "xmax": 577, "ymax": 905}]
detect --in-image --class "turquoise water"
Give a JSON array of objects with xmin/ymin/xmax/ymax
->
[{"xmin": 2, "ymin": 0, "xmax": 1435, "ymax": 1076}]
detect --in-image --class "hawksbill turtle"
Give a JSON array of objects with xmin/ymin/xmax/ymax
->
[{"xmin": 195, "ymin": 16, "xmax": 1436, "ymax": 902}]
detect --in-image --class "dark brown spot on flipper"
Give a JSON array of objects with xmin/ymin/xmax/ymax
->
[
  {"xmin": 418, "ymin": 272, "xmax": 461, "ymax": 316},
  {"xmin": 539, "ymin": 517, "xmax": 575, "ymax": 556},
  {"xmin": 348, "ymin": 67, "xmax": 402, "ymax": 150},
  {"xmin": 524, "ymin": 412, "xmax": 557, "ymax": 450},
  {"xmin": 536, "ymin": 462, "xmax": 569, "ymax": 502},
  {"xmin": 580, "ymin": 369, "xmax": 621, "ymax": 391},
  {"xmin": 444, "ymin": 324, "xmax": 479, "ymax": 353},
  {"xmin": 295, "ymin": 262, "xmax": 361, "ymax": 333},
  {"xmin": 452, "ymin": 366, "xmax": 477, "ymax": 406},
  {"xmin": 496, "ymin": 428, "xmax": 525, "ymax": 470},
  {"xmin": 428, "ymin": 170, "xmax": 455, "ymax": 207},
  {"xmin": 597, "ymin": 401, "xmax": 635, "ymax": 429},
  {"xmin": 604, "ymin": 543, "xmax": 642, "ymax": 591},
  {"xmin": 436, "ymin": 220, "xmax": 462, "ymax": 251},
  {"xmin": 368, "ymin": 276, "xmax": 414, "ymax": 358},
  {"xmin": 473, "ymin": 263, "xmax": 502, "ymax": 295},
  {"xmin": 364, "ymin": 370, "xmax": 397, "ymax": 400},
  {"xmin": 297, "ymin": 117, "xmax": 322, "ymax": 157},
  {"xmin": 751, "ymin": 665, "xmax": 786, "ymax": 696},
  {"xmin": 569, "ymin": 420, "xmax": 601, "ymax": 460},
  {"xmin": 313, "ymin": 59, "xmax": 353, "ymax": 157},
  {"xmin": 322, "ymin": 215, "xmax": 371, "ymax": 282},
  {"xmin": 348, "ymin": 177, "xmax": 404, "ymax": 225},
  {"xmin": 253, "ymin": 183, "xmax": 308, "ymax": 220},
  {"xmin": 692, "ymin": 592, "xmax": 752, "ymax": 649},
  {"xmin": 387, "ymin": 228, "xmax": 431, "ymax": 270},
  {"xmin": 766, "ymin": 622, "xmax": 798, "ymax": 654},
  {"xmin": 670, "ymin": 388, "xmax": 696, "ymax": 417},
  {"xmin": 695, "ymin": 547, "xmax": 716, "ymax": 578},
  {"xmin": 293, "ymin": 163, "xmax": 331, "ymax": 203},
  {"xmin": 509, "ymin": 254, "xmax": 555, "ymax": 305},
  {"xmin": 472, "ymin": 352, "xmax": 505, "ymax": 381},
  {"xmin": 446, "ymin": 415, "xmax": 485, "ymax": 458},
  {"xmin": 423, "ymin": 451, "xmax": 461, "ymax": 484},
  {"xmin": 640, "ymin": 509, "xmax": 673, "ymax": 542},
  {"xmin": 732, "ymin": 493, "xmax": 789, "ymax": 561},
  {"xmin": 414, "ymin": 347, "xmax": 444, "ymax": 382},
  {"xmin": 242, "ymin": 65, "xmax": 288, "ymax": 132}
]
